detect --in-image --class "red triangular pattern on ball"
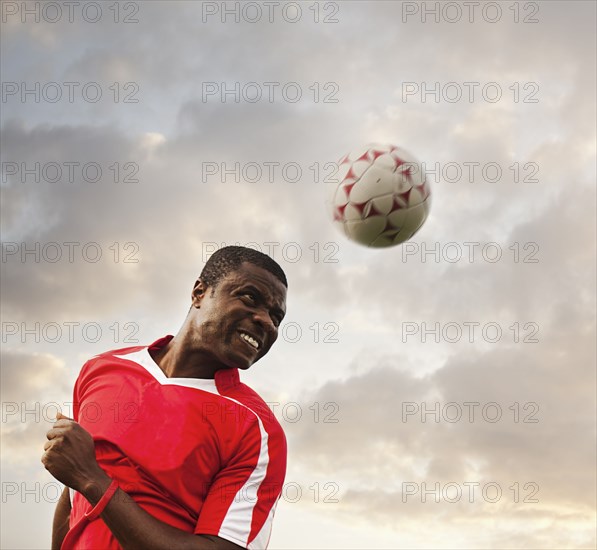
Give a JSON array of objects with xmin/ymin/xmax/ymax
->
[
  {"xmin": 345, "ymin": 166, "xmax": 356, "ymax": 180},
  {"xmin": 343, "ymin": 181, "xmax": 356, "ymax": 198},
  {"xmin": 356, "ymin": 151, "xmax": 371, "ymax": 162},
  {"xmin": 415, "ymin": 184, "xmax": 429, "ymax": 199},
  {"xmin": 352, "ymin": 202, "xmax": 367, "ymax": 216},
  {"xmin": 370, "ymin": 149, "xmax": 386, "ymax": 160},
  {"xmin": 393, "ymin": 156, "xmax": 406, "ymax": 168},
  {"xmin": 333, "ymin": 204, "xmax": 347, "ymax": 221},
  {"xmin": 399, "ymin": 189, "xmax": 411, "ymax": 202},
  {"xmin": 366, "ymin": 201, "xmax": 383, "ymax": 217},
  {"xmin": 390, "ymin": 196, "xmax": 407, "ymax": 211},
  {"xmin": 400, "ymin": 165, "xmax": 413, "ymax": 180}
]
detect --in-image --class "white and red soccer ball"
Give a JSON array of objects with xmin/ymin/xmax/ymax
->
[{"xmin": 328, "ymin": 144, "xmax": 431, "ymax": 248}]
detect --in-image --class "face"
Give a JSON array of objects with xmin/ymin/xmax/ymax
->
[{"xmin": 190, "ymin": 262, "xmax": 287, "ymax": 371}]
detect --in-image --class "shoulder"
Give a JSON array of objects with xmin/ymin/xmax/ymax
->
[
  {"xmin": 80, "ymin": 335, "xmax": 172, "ymax": 373},
  {"xmin": 80, "ymin": 343, "xmax": 146, "ymax": 371},
  {"xmin": 231, "ymin": 383, "xmax": 287, "ymax": 448},
  {"xmin": 74, "ymin": 343, "xmax": 150, "ymax": 393}
]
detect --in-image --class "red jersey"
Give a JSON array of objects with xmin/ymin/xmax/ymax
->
[{"xmin": 62, "ymin": 336, "xmax": 287, "ymax": 549}]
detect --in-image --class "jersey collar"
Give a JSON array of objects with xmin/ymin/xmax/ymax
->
[
  {"xmin": 148, "ymin": 335, "xmax": 241, "ymax": 391},
  {"xmin": 214, "ymin": 367, "xmax": 240, "ymax": 392}
]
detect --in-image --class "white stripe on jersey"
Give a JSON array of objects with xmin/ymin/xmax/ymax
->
[
  {"xmin": 115, "ymin": 349, "xmax": 221, "ymax": 393},
  {"xmin": 216, "ymin": 397, "xmax": 270, "ymax": 548},
  {"xmin": 249, "ymin": 495, "xmax": 279, "ymax": 550}
]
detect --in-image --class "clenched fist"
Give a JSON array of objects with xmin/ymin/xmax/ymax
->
[{"xmin": 42, "ymin": 412, "xmax": 110, "ymax": 498}]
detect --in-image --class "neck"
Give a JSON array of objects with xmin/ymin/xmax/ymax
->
[{"xmin": 150, "ymin": 323, "xmax": 224, "ymax": 379}]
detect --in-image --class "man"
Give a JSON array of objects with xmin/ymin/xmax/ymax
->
[{"xmin": 42, "ymin": 246, "xmax": 288, "ymax": 550}]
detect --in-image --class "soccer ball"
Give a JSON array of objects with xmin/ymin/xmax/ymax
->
[{"xmin": 328, "ymin": 143, "xmax": 431, "ymax": 248}]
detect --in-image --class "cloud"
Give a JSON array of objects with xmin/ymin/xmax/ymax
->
[
  {"xmin": 1, "ymin": 349, "xmax": 73, "ymax": 467},
  {"xmin": 283, "ymin": 312, "xmax": 596, "ymax": 544}
]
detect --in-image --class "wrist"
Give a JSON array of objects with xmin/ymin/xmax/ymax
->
[
  {"xmin": 84, "ymin": 479, "xmax": 119, "ymax": 521},
  {"xmin": 79, "ymin": 471, "xmax": 112, "ymax": 506}
]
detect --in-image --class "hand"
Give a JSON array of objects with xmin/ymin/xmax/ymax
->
[{"xmin": 42, "ymin": 412, "xmax": 110, "ymax": 499}]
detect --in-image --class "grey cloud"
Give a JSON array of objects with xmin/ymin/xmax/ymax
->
[
  {"xmin": 285, "ymin": 321, "xmax": 595, "ymax": 518},
  {"xmin": 1, "ymin": 350, "xmax": 72, "ymax": 465}
]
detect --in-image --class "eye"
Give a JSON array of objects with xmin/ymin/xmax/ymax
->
[{"xmin": 241, "ymin": 291, "xmax": 257, "ymax": 303}]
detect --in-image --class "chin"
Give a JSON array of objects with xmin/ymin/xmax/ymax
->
[
  {"xmin": 225, "ymin": 345, "xmax": 266, "ymax": 370},
  {"xmin": 238, "ymin": 355, "xmax": 262, "ymax": 370},
  {"xmin": 227, "ymin": 354, "xmax": 258, "ymax": 370}
]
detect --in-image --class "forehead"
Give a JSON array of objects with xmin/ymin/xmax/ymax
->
[{"xmin": 221, "ymin": 262, "xmax": 287, "ymax": 306}]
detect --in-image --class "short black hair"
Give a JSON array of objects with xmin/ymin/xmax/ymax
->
[{"xmin": 200, "ymin": 246, "xmax": 288, "ymax": 292}]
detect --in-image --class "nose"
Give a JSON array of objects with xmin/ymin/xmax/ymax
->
[{"xmin": 252, "ymin": 308, "xmax": 277, "ymax": 335}]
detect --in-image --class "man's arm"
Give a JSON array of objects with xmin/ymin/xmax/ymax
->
[
  {"xmin": 42, "ymin": 414, "xmax": 243, "ymax": 550},
  {"xmin": 80, "ymin": 477, "xmax": 243, "ymax": 550},
  {"xmin": 51, "ymin": 487, "xmax": 71, "ymax": 550}
]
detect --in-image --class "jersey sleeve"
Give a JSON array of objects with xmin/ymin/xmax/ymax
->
[
  {"xmin": 195, "ymin": 412, "xmax": 287, "ymax": 549},
  {"xmin": 72, "ymin": 358, "xmax": 93, "ymax": 423}
]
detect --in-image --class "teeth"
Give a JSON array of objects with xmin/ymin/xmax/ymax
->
[{"xmin": 240, "ymin": 333, "xmax": 259, "ymax": 349}]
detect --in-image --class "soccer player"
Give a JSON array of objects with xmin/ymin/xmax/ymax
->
[{"xmin": 42, "ymin": 246, "xmax": 288, "ymax": 550}]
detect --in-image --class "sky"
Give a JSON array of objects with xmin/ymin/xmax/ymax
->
[{"xmin": 1, "ymin": 1, "xmax": 596, "ymax": 548}]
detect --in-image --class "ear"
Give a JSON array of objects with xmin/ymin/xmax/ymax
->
[{"xmin": 191, "ymin": 278, "xmax": 208, "ymax": 308}]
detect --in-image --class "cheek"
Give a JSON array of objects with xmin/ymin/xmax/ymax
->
[
  {"xmin": 267, "ymin": 330, "xmax": 279, "ymax": 348},
  {"xmin": 197, "ymin": 318, "xmax": 226, "ymax": 345}
]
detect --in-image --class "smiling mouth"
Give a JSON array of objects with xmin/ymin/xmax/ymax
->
[{"xmin": 239, "ymin": 332, "xmax": 260, "ymax": 351}]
